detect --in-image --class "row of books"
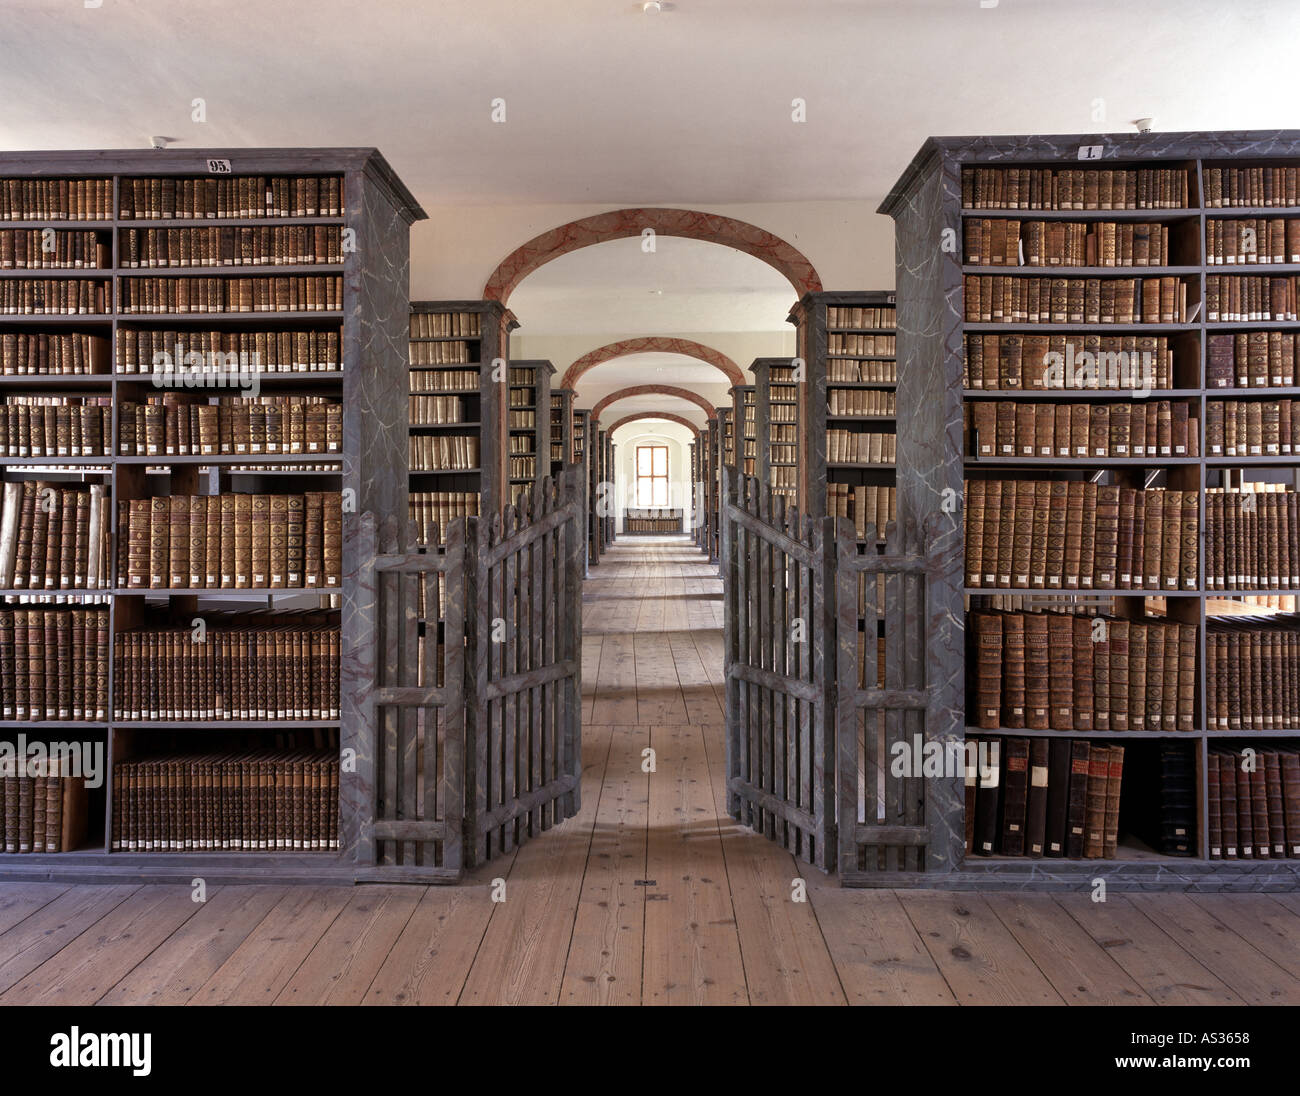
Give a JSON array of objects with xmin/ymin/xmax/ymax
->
[
  {"xmin": 408, "ymin": 340, "xmax": 475, "ymax": 366},
  {"xmin": 0, "ymin": 608, "xmax": 109, "ymax": 720},
  {"xmin": 1205, "ymin": 626, "xmax": 1300, "ymax": 731},
  {"xmin": 965, "ymin": 481, "xmax": 1198, "ymax": 591},
  {"xmin": 964, "ymin": 219, "xmax": 1175, "ymax": 268},
  {"xmin": 509, "ymin": 456, "xmax": 537, "ymax": 479},
  {"xmin": 1204, "ymin": 166, "xmax": 1300, "ymax": 209},
  {"xmin": 118, "ymin": 275, "xmax": 343, "ymax": 314},
  {"xmin": 1204, "ymin": 275, "xmax": 1300, "ymax": 322},
  {"xmin": 118, "ymin": 492, "xmax": 342, "ymax": 589},
  {"xmin": 624, "ymin": 516, "xmax": 683, "ymax": 533},
  {"xmin": 119, "ymin": 226, "xmax": 343, "ymax": 268},
  {"xmin": 1205, "ymin": 218, "xmax": 1300, "ymax": 264},
  {"xmin": 119, "ymin": 396, "xmax": 342, "ymax": 457},
  {"xmin": 111, "ymin": 749, "xmax": 340, "ymax": 852},
  {"xmin": 827, "ymin": 360, "xmax": 897, "ymax": 384},
  {"xmin": 508, "ymin": 435, "xmax": 534, "ymax": 455},
  {"xmin": 408, "ymin": 394, "xmax": 465, "ymax": 425},
  {"xmin": 770, "ymin": 403, "xmax": 797, "ymax": 423},
  {"xmin": 112, "ymin": 623, "xmax": 339, "ymax": 721},
  {"xmin": 508, "ymin": 410, "xmax": 535, "ymax": 428},
  {"xmin": 410, "ymin": 311, "xmax": 480, "ymax": 338},
  {"xmin": 1208, "ymin": 749, "xmax": 1300, "ymax": 859},
  {"xmin": 0, "ymin": 396, "xmax": 113, "ymax": 457},
  {"xmin": 964, "ymin": 333, "xmax": 1176, "ymax": 391},
  {"xmin": 0, "ymin": 764, "xmax": 88, "ymax": 854},
  {"xmin": 968, "ymin": 399, "xmax": 1196, "ymax": 460},
  {"xmin": 410, "ymin": 492, "xmax": 479, "ymax": 545},
  {"xmin": 826, "ymin": 305, "xmax": 895, "ymax": 328},
  {"xmin": 116, "ymin": 328, "xmax": 341, "ymax": 375},
  {"xmin": 1, "ymin": 332, "xmax": 107, "ymax": 375},
  {"xmin": 827, "ymin": 430, "xmax": 895, "ymax": 464},
  {"xmin": 410, "ymin": 368, "xmax": 477, "ymax": 392},
  {"xmin": 0, "ymin": 229, "xmax": 107, "ymax": 269},
  {"xmin": 1208, "ymin": 331, "xmax": 1300, "ymax": 388},
  {"xmin": 409, "ymin": 435, "xmax": 478, "ymax": 471},
  {"xmin": 770, "ymin": 443, "xmax": 796, "ymax": 464},
  {"xmin": 827, "ymin": 332, "xmax": 895, "ymax": 356},
  {"xmin": 770, "ymin": 467, "xmax": 797, "ymax": 489},
  {"xmin": 828, "ymin": 483, "xmax": 896, "ymax": 541},
  {"xmin": 0, "ymin": 482, "xmax": 110, "ymax": 590},
  {"xmin": 0, "ymin": 178, "xmax": 112, "ymax": 221},
  {"xmin": 962, "ymin": 166, "xmax": 1191, "ymax": 211},
  {"xmin": 969, "ymin": 609, "xmax": 1196, "ymax": 732},
  {"xmin": 965, "ymin": 737, "xmax": 1126, "ymax": 859},
  {"xmin": 116, "ymin": 176, "xmax": 345, "ymax": 220},
  {"xmin": 0, "ymin": 279, "xmax": 108, "ymax": 315},
  {"xmin": 963, "ymin": 274, "xmax": 1189, "ymax": 324},
  {"xmin": 1204, "ymin": 486, "xmax": 1300, "ymax": 590},
  {"xmin": 1207, "ymin": 399, "xmax": 1300, "ymax": 455}
]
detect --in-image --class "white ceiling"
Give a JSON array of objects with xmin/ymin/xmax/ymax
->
[
  {"xmin": 509, "ymin": 238, "xmax": 795, "ymax": 335},
  {"xmin": 571, "ymin": 353, "xmax": 742, "ymax": 387},
  {"xmin": 4, "ymin": 0, "xmax": 1296, "ymax": 205}
]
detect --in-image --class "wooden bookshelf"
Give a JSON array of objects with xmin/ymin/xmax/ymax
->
[
  {"xmin": 408, "ymin": 300, "xmax": 515, "ymax": 543},
  {"xmin": 550, "ymin": 387, "xmax": 574, "ymax": 476},
  {"xmin": 572, "ymin": 408, "xmax": 591, "ymax": 572},
  {"xmin": 0, "ymin": 148, "xmax": 423, "ymax": 878},
  {"xmin": 731, "ymin": 384, "xmax": 756, "ymax": 479},
  {"xmin": 751, "ymin": 357, "xmax": 801, "ymax": 506},
  {"xmin": 705, "ymin": 417, "xmax": 721, "ymax": 561},
  {"xmin": 507, "ymin": 360, "xmax": 554, "ymax": 506},
  {"xmin": 604, "ymin": 434, "xmax": 616, "ymax": 547},
  {"xmin": 881, "ymin": 130, "xmax": 1300, "ymax": 882}
]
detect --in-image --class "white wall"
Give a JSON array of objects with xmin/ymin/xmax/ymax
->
[{"xmin": 610, "ymin": 424, "xmax": 697, "ymax": 534}]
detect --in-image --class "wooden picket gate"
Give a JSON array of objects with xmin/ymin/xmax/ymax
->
[
  {"xmin": 722, "ymin": 467, "xmax": 944, "ymax": 880},
  {"xmin": 352, "ymin": 466, "xmax": 585, "ymax": 881}
]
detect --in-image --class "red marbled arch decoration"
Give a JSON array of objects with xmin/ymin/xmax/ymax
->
[
  {"xmin": 590, "ymin": 384, "xmax": 717, "ymax": 424},
  {"xmin": 483, "ymin": 208, "xmax": 823, "ymax": 303},
  {"xmin": 560, "ymin": 337, "xmax": 744, "ymax": 390},
  {"xmin": 605, "ymin": 411, "xmax": 702, "ymax": 436}
]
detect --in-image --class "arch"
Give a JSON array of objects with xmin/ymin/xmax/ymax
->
[
  {"xmin": 561, "ymin": 338, "xmax": 744, "ymax": 390},
  {"xmin": 483, "ymin": 207, "xmax": 823, "ymax": 303},
  {"xmin": 590, "ymin": 385, "xmax": 717, "ymax": 425},
  {"xmin": 606, "ymin": 411, "xmax": 702, "ymax": 437}
]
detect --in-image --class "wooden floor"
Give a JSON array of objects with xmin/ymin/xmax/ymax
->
[{"xmin": 2, "ymin": 535, "xmax": 1300, "ymax": 1005}]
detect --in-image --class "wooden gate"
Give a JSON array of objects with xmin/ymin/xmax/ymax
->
[
  {"xmin": 721, "ymin": 466, "xmax": 837, "ymax": 870},
  {"xmin": 352, "ymin": 466, "xmax": 585, "ymax": 880},
  {"xmin": 834, "ymin": 519, "xmax": 943, "ymax": 883},
  {"xmin": 468, "ymin": 466, "xmax": 585, "ymax": 864}
]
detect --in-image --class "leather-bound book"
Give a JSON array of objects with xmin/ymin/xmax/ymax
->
[
  {"xmin": 1208, "ymin": 751, "xmax": 1222, "ymax": 859},
  {"xmin": 1109, "ymin": 619, "xmax": 1131, "ymax": 730},
  {"xmin": 233, "ymin": 493, "xmax": 253, "ymax": 588},
  {"xmin": 1044, "ymin": 738, "xmax": 1072, "ymax": 857},
  {"xmin": 1033, "ymin": 403, "xmax": 1054, "ymax": 457},
  {"xmin": 1093, "ymin": 484, "xmax": 1120, "ymax": 588},
  {"xmin": 973, "ymin": 611, "xmax": 1003, "ymax": 729},
  {"xmin": 303, "ymin": 492, "xmax": 324, "ymax": 588},
  {"xmin": 1089, "ymin": 403, "xmax": 1110, "ymax": 458},
  {"xmin": 1127, "ymin": 621, "xmax": 1147, "ymax": 731},
  {"xmin": 972, "ymin": 737, "xmax": 1001, "ymax": 855},
  {"xmin": 1065, "ymin": 740, "xmax": 1092, "ymax": 858},
  {"xmin": 148, "ymin": 496, "xmax": 169, "ymax": 589},
  {"xmin": 1116, "ymin": 486, "xmax": 1136, "ymax": 589},
  {"xmin": 1180, "ymin": 491, "xmax": 1199, "ymax": 591},
  {"xmin": 965, "ymin": 479, "xmax": 985, "ymax": 587},
  {"xmin": 1280, "ymin": 750, "xmax": 1300, "ymax": 857},
  {"xmin": 972, "ymin": 402, "xmax": 996, "ymax": 458},
  {"xmin": 1023, "ymin": 613, "xmax": 1050, "ymax": 730},
  {"xmin": 1070, "ymin": 614, "xmax": 1094, "ymax": 730},
  {"xmin": 1029, "ymin": 481, "xmax": 1050, "ymax": 587},
  {"xmin": 1144, "ymin": 619, "xmax": 1165, "ymax": 731},
  {"xmin": 1103, "ymin": 745, "xmax": 1125, "ymax": 858},
  {"xmin": 1161, "ymin": 490, "xmax": 1182, "ymax": 590},
  {"xmin": 1063, "ymin": 480, "xmax": 1084, "ymax": 587},
  {"xmin": 1070, "ymin": 403, "xmax": 1090, "ymax": 457},
  {"xmin": 1235, "ymin": 752, "xmax": 1254, "ymax": 858},
  {"xmin": 1001, "ymin": 613, "xmax": 1026, "ymax": 729},
  {"xmin": 250, "ymin": 493, "xmax": 270, "ymax": 588},
  {"xmin": 1263, "ymin": 751, "xmax": 1286, "ymax": 857},
  {"xmin": 1176, "ymin": 624, "xmax": 1196, "ymax": 733},
  {"xmin": 1015, "ymin": 403, "xmax": 1036, "ymax": 458},
  {"xmin": 1000, "ymin": 737, "xmax": 1031, "ymax": 856},
  {"xmin": 964, "ymin": 742, "xmax": 978, "ymax": 854},
  {"xmin": 995, "ymin": 482, "xmax": 1015, "ymax": 587},
  {"xmin": 1025, "ymin": 737, "xmax": 1050, "ymax": 858},
  {"xmin": 1054, "ymin": 402, "xmax": 1071, "ymax": 457},
  {"xmin": 322, "ymin": 492, "xmax": 343, "ymax": 587},
  {"xmin": 1047, "ymin": 613, "xmax": 1073, "ymax": 729},
  {"xmin": 1084, "ymin": 745, "xmax": 1111, "ymax": 858},
  {"xmin": 1249, "ymin": 761, "xmax": 1270, "ymax": 859}
]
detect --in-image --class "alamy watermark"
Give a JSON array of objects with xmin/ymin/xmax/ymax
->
[
  {"xmin": 1042, "ymin": 342, "xmax": 1155, "ymax": 398},
  {"xmin": 150, "ymin": 348, "xmax": 261, "ymax": 397},
  {"xmin": 0, "ymin": 735, "xmax": 104, "ymax": 788}
]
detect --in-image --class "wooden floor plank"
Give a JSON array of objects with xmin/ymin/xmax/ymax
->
[
  {"xmin": 590, "ymin": 631, "xmax": 639, "ymax": 724},
  {"xmin": 1, "ymin": 885, "xmax": 206, "ymax": 1005},
  {"xmin": 983, "ymin": 893, "xmax": 1154, "ymax": 1005},
  {"xmin": 642, "ymin": 723, "xmax": 748, "ymax": 1005},
  {"xmin": 98, "ymin": 886, "xmax": 287, "ymax": 1006},
  {"xmin": 0, "ymin": 883, "xmax": 67, "ymax": 937},
  {"xmin": 457, "ymin": 723, "xmax": 615, "ymax": 1005},
  {"xmin": 188, "ymin": 887, "xmax": 354, "ymax": 1005},
  {"xmin": 898, "ymin": 891, "xmax": 1064, "ymax": 1005},
  {"xmin": 560, "ymin": 724, "xmax": 649, "ymax": 1005},
  {"xmin": 1128, "ymin": 892, "xmax": 1300, "ymax": 1005},
  {"xmin": 1056, "ymin": 894, "xmax": 1242, "ymax": 1005},
  {"xmin": 1188, "ymin": 893, "xmax": 1300, "ymax": 981},
  {"xmin": 275, "ymin": 886, "xmax": 424, "ymax": 1005},
  {"xmin": 0, "ymin": 884, "xmax": 138, "ymax": 996},
  {"xmin": 635, "ymin": 631, "xmax": 689, "ymax": 724}
]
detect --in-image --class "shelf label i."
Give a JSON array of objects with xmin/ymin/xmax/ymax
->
[{"xmin": 1076, "ymin": 145, "xmax": 1104, "ymax": 161}]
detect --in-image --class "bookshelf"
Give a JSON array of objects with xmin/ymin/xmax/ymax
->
[
  {"xmin": 604, "ymin": 434, "xmax": 616, "ymax": 547},
  {"xmin": 881, "ymin": 131, "xmax": 1300, "ymax": 880},
  {"xmin": 790, "ymin": 292, "xmax": 897, "ymax": 542},
  {"xmin": 732, "ymin": 384, "xmax": 756, "ymax": 479},
  {"xmin": 705, "ymin": 418, "xmax": 720, "ymax": 561},
  {"xmin": 408, "ymin": 300, "xmax": 516, "ymax": 543},
  {"xmin": 572, "ymin": 408, "xmax": 591, "ymax": 572},
  {"xmin": 550, "ymin": 387, "xmax": 574, "ymax": 477},
  {"xmin": 751, "ymin": 357, "xmax": 802, "ymax": 506},
  {"xmin": 507, "ymin": 360, "xmax": 554, "ymax": 506},
  {"xmin": 0, "ymin": 148, "xmax": 423, "ymax": 877},
  {"xmin": 591, "ymin": 426, "xmax": 609, "ymax": 558}
]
